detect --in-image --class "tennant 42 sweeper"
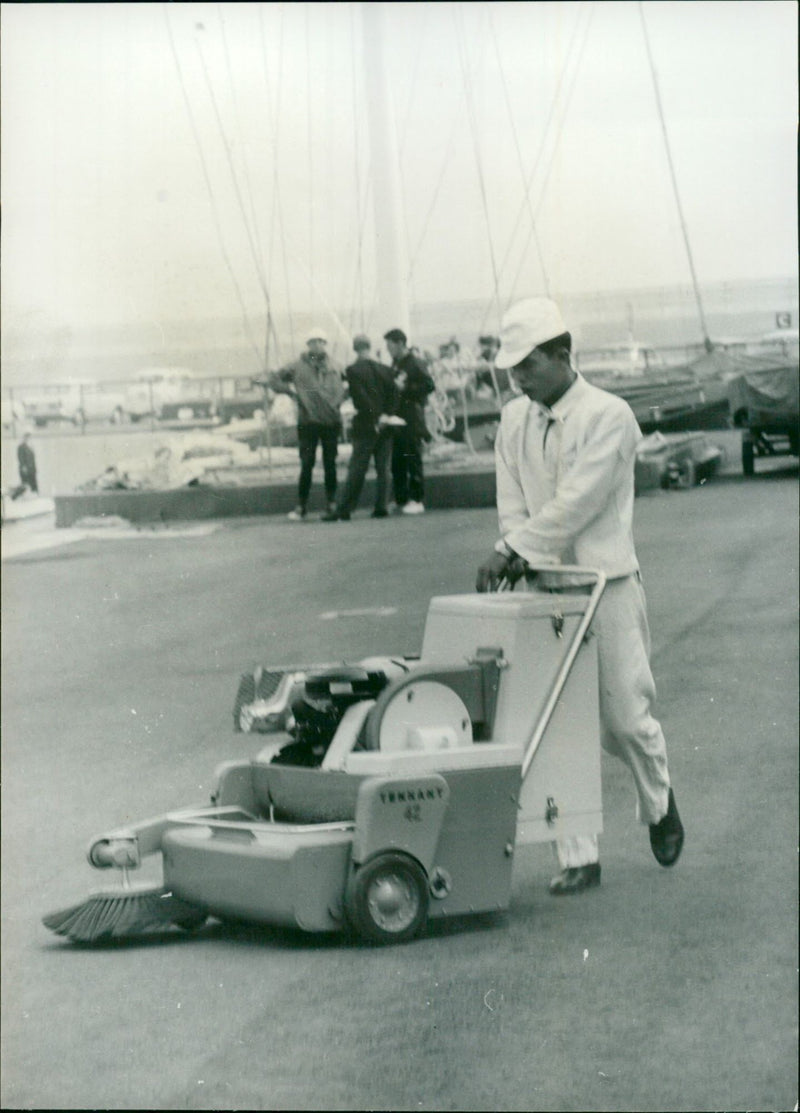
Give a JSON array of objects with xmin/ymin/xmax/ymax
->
[{"xmin": 43, "ymin": 568, "xmax": 606, "ymax": 946}]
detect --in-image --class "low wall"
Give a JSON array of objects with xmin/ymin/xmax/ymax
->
[
  {"xmin": 53, "ymin": 433, "xmax": 713, "ymax": 528},
  {"xmin": 54, "ymin": 468, "xmax": 500, "ymax": 527}
]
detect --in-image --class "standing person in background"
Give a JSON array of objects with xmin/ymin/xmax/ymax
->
[
  {"xmin": 475, "ymin": 334, "xmax": 512, "ymax": 399},
  {"xmin": 17, "ymin": 432, "xmax": 38, "ymax": 493},
  {"xmin": 384, "ymin": 327, "xmax": 435, "ymax": 515},
  {"xmin": 475, "ymin": 297, "xmax": 684, "ymax": 896},
  {"xmin": 270, "ymin": 329, "xmax": 345, "ymax": 521},
  {"xmin": 323, "ymin": 334, "xmax": 399, "ymax": 521}
]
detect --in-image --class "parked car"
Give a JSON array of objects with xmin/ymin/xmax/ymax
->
[
  {"xmin": 125, "ymin": 369, "xmax": 217, "ymax": 423},
  {"xmin": 10, "ymin": 380, "xmax": 129, "ymax": 427},
  {"xmin": 216, "ymin": 376, "xmax": 266, "ymax": 424},
  {"xmin": 14, "ymin": 383, "xmax": 86, "ymax": 427}
]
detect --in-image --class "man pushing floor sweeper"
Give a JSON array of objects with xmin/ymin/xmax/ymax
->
[
  {"xmin": 475, "ymin": 297, "xmax": 684, "ymax": 894},
  {"xmin": 42, "ymin": 299, "xmax": 683, "ymax": 947}
]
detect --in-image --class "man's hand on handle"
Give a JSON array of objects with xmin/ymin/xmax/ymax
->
[{"xmin": 475, "ymin": 550, "xmax": 529, "ymax": 592}]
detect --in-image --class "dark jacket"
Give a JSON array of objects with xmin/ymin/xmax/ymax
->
[
  {"xmin": 345, "ymin": 357, "xmax": 398, "ymax": 434},
  {"xmin": 17, "ymin": 441, "xmax": 37, "ymax": 485},
  {"xmin": 270, "ymin": 352, "xmax": 345, "ymax": 426},
  {"xmin": 392, "ymin": 351, "xmax": 435, "ymax": 440}
]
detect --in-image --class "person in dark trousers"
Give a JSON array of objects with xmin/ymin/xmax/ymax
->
[
  {"xmin": 269, "ymin": 328, "xmax": 345, "ymax": 521},
  {"xmin": 323, "ymin": 334, "xmax": 399, "ymax": 521},
  {"xmin": 17, "ymin": 433, "xmax": 38, "ymax": 493},
  {"xmin": 384, "ymin": 327, "xmax": 435, "ymax": 515}
]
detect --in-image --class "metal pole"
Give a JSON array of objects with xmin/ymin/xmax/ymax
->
[{"xmin": 360, "ymin": 1, "xmax": 410, "ymax": 338}]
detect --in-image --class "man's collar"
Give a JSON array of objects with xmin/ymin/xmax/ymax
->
[{"xmin": 538, "ymin": 371, "xmax": 586, "ymax": 419}]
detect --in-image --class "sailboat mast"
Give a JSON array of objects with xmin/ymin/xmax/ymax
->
[{"xmin": 360, "ymin": 1, "xmax": 411, "ymax": 341}]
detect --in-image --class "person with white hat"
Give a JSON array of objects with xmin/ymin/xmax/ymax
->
[
  {"xmin": 269, "ymin": 328, "xmax": 345, "ymax": 521},
  {"xmin": 476, "ymin": 297, "xmax": 684, "ymax": 896}
]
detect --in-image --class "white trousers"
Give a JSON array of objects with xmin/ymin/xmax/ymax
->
[{"xmin": 533, "ymin": 574, "xmax": 672, "ymax": 870}]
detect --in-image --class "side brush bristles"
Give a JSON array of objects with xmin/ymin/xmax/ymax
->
[{"xmin": 42, "ymin": 884, "xmax": 206, "ymax": 944}]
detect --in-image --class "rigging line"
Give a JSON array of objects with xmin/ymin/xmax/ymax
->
[
  {"xmin": 397, "ymin": 2, "xmax": 430, "ymax": 158},
  {"xmin": 638, "ymin": 0, "xmax": 712, "ymax": 349},
  {"xmin": 194, "ymin": 29, "xmax": 273, "ymax": 313},
  {"xmin": 305, "ymin": 2, "xmax": 315, "ymax": 313},
  {"xmin": 390, "ymin": 4, "xmax": 429, "ymax": 285},
  {"xmin": 406, "ymin": 98, "xmax": 463, "ymax": 286},
  {"xmin": 491, "ymin": 1, "xmax": 590, "ymax": 308},
  {"xmin": 346, "ymin": 167, "xmax": 375, "ymax": 338},
  {"xmin": 255, "ymin": 4, "xmax": 281, "ymax": 365},
  {"xmin": 218, "ymin": 3, "xmax": 268, "ymax": 294},
  {"xmin": 163, "ymin": 5, "xmax": 261, "ymax": 363},
  {"xmin": 260, "ymin": 2, "xmax": 294, "ymax": 360},
  {"xmin": 486, "ymin": 0, "xmax": 551, "ymax": 309},
  {"xmin": 453, "ymin": 4, "xmax": 502, "ymax": 323},
  {"xmin": 217, "ymin": 3, "xmax": 278, "ymax": 369},
  {"xmin": 507, "ymin": 2, "xmax": 595, "ymax": 304},
  {"xmin": 279, "ymin": 226, "xmax": 353, "ymax": 345},
  {"xmin": 349, "ymin": 2, "xmax": 366, "ymax": 332}
]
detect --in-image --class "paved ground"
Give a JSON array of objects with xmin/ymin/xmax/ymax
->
[{"xmin": 1, "ymin": 466, "xmax": 798, "ymax": 1111}]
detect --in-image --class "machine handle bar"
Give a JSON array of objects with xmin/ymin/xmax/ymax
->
[{"xmin": 496, "ymin": 565, "xmax": 607, "ymax": 782}]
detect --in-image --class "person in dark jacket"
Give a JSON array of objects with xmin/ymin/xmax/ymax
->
[
  {"xmin": 384, "ymin": 327, "xmax": 435, "ymax": 515},
  {"xmin": 17, "ymin": 433, "xmax": 38, "ymax": 493},
  {"xmin": 270, "ymin": 328, "xmax": 345, "ymax": 521},
  {"xmin": 323, "ymin": 334, "xmax": 399, "ymax": 521}
]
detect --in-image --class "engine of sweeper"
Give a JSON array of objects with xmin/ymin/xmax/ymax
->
[{"xmin": 268, "ymin": 663, "xmax": 401, "ymax": 768}]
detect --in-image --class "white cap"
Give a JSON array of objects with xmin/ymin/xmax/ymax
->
[
  {"xmin": 495, "ymin": 298, "xmax": 568, "ymax": 370},
  {"xmin": 307, "ymin": 327, "xmax": 328, "ymax": 344}
]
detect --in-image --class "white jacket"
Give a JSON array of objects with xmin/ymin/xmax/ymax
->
[{"xmin": 495, "ymin": 373, "xmax": 641, "ymax": 579}]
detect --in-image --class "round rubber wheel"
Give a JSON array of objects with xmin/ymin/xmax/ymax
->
[
  {"xmin": 345, "ymin": 853, "xmax": 429, "ymax": 944},
  {"xmin": 741, "ymin": 438, "xmax": 755, "ymax": 476}
]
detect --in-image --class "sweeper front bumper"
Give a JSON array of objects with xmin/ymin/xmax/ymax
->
[{"xmin": 44, "ymin": 569, "xmax": 605, "ymax": 945}]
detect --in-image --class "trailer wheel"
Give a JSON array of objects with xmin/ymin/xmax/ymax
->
[
  {"xmin": 742, "ymin": 437, "xmax": 755, "ymax": 476},
  {"xmin": 670, "ymin": 456, "xmax": 696, "ymax": 489},
  {"xmin": 345, "ymin": 852, "xmax": 429, "ymax": 944}
]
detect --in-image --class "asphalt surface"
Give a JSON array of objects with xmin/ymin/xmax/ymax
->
[{"xmin": 1, "ymin": 467, "xmax": 798, "ymax": 1111}]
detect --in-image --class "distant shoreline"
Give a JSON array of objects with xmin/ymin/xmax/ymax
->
[{"xmin": 3, "ymin": 274, "xmax": 797, "ymax": 387}]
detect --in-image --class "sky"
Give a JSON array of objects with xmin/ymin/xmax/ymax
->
[{"xmin": 1, "ymin": 1, "xmax": 797, "ymax": 351}]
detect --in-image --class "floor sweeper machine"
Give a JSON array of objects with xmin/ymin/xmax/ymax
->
[{"xmin": 43, "ymin": 568, "xmax": 606, "ymax": 946}]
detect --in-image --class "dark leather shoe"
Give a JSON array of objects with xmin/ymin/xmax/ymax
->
[
  {"xmin": 371, "ymin": 508, "xmax": 388, "ymax": 518},
  {"xmin": 549, "ymin": 862, "xmax": 601, "ymax": 895},
  {"xmin": 649, "ymin": 788, "xmax": 684, "ymax": 867}
]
